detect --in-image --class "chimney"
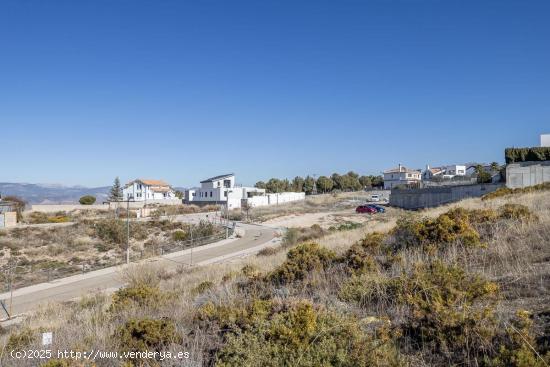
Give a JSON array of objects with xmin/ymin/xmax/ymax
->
[{"xmin": 398, "ymin": 163, "xmax": 403, "ymax": 172}]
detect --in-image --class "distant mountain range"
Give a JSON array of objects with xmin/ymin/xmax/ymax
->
[{"xmin": 0, "ymin": 182, "xmax": 111, "ymax": 204}]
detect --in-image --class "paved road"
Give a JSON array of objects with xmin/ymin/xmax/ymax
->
[{"xmin": 0, "ymin": 223, "xmax": 277, "ymax": 317}]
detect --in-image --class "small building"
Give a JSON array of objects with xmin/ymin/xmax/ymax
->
[
  {"xmin": 0, "ymin": 201, "xmax": 18, "ymax": 228},
  {"xmin": 444, "ymin": 164, "xmax": 466, "ymax": 177},
  {"xmin": 122, "ymin": 179, "xmax": 177, "ymax": 202},
  {"xmin": 422, "ymin": 165, "xmax": 444, "ymax": 180},
  {"xmin": 185, "ymin": 174, "xmax": 266, "ymax": 209},
  {"xmin": 423, "ymin": 164, "xmax": 466, "ymax": 181},
  {"xmin": 383, "ymin": 164, "xmax": 421, "ymax": 190},
  {"xmin": 541, "ymin": 134, "xmax": 550, "ymax": 147}
]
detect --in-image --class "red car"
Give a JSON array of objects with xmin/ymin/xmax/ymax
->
[{"xmin": 356, "ymin": 205, "xmax": 377, "ymax": 214}]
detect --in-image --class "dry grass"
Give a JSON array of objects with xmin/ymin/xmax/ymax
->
[
  {"xmin": 1, "ymin": 191, "xmax": 549, "ymax": 366},
  {"xmin": 245, "ymin": 191, "xmax": 375, "ymax": 222}
]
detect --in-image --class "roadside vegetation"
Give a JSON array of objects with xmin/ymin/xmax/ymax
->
[
  {"xmin": 1, "ymin": 188, "xmax": 548, "ymax": 366},
  {"xmin": 0, "ymin": 217, "xmax": 223, "ymax": 288}
]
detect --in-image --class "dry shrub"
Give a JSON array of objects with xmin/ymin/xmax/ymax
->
[
  {"xmin": 113, "ymin": 318, "xmax": 181, "ymax": 354},
  {"xmin": 282, "ymin": 224, "xmax": 326, "ymax": 248},
  {"xmin": 342, "ymin": 232, "xmax": 385, "ymax": 274},
  {"xmin": 498, "ymin": 203, "xmax": 538, "ymax": 221},
  {"xmin": 482, "ymin": 182, "xmax": 550, "ymax": 201},
  {"xmin": 198, "ymin": 299, "xmax": 406, "ymax": 367},
  {"xmin": 5, "ymin": 327, "xmax": 36, "ymax": 351},
  {"xmin": 192, "ymin": 280, "xmax": 215, "ymax": 295},
  {"xmin": 268, "ymin": 243, "xmax": 335, "ymax": 284},
  {"xmin": 257, "ymin": 246, "xmax": 280, "ymax": 256},
  {"xmin": 109, "ymin": 284, "xmax": 166, "ymax": 312},
  {"xmin": 486, "ymin": 310, "xmax": 550, "ymax": 367},
  {"xmin": 397, "ymin": 261, "xmax": 499, "ymax": 361}
]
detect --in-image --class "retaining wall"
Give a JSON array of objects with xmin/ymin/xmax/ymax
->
[
  {"xmin": 390, "ymin": 183, "xmax": 503, "ymax": 210},
  {"xmin": 506, "ymin": 161, "xmax": 550, "ymax": 189}
]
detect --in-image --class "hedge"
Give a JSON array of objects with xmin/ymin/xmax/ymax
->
[{"xmin": 505, "ymin": 147, "xmax": 550, "ymax": 164}]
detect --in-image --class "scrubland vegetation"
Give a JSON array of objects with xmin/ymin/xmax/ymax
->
[
  {"xmin": 0, "ymin": 217, "xmax": 222, "ymax": 288},
  {"xmin": 1, "ymin": 190, "xmax": 549, "ymax": 366}
]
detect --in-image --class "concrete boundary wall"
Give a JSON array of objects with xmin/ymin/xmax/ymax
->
[
  {"xmin": 506, "ymin": 161, "xmax": 550, "ymax": 189},
  {"xmin": 390, "ymin": 183, "xmax": 503, "ymax": 210}
]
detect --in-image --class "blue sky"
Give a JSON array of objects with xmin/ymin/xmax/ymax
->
[{"xmin": 1, "ymin": 0, "xmax": 549, "ymax": 187}]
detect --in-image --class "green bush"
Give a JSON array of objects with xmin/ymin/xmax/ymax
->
[
  {"xmin": 199, "ymin": 300, "xmax": 406, "ymax": 367},
  {"xmin": 79, "ymin": 195, "xmax": 96, "ymax": 205},
  {"xmin": 329, "ymin": 221, "xmax": 362, "ymax": 232},
  {"xmin": 94, "ymin": 219, "xmax": 147, "ymax": 244},
  {"xmin": 268, "ymin": 243, "xmax": 336, "ymax": 284},
  {"xmin": 485, "ymin": 310, "xmax": 550, "ymax": 367},
  {"xmin": 6, "ymin": 327, "xmax": 36, "ymax": 350},
  {"xmin": 339, "ymin": 273, "xmax": 401, "ymax": 307},
  {"xmin": 342, "ymin": 232, "xmax": 384, "ymax": 274},
  {"xmin": 398, "ymin": 261, "xmax": 499, "ymax": 360},
  {"xmin": 505, "ymin": 147, "xmax": 550, "ymax": 163},
  {"xmin": 282, "ymin": 225, "xmax": 326, "ymax": 248},
  {"xmin": 391, "ymin": 209, "xmax": 485, "ymax": 251},
  {"xmin": 110, "ymin": 284, "xmax": 165, "ymax": 311},
  {"xmin": 192, "ymin": 280, "xmax": 214, "ymax": 295},
  {"xmin": 113, "ymin": 318, "xmax": 180, "ymax": 353},
  {"xmin": 172, "ymin": 230, "xmax": 187, "ymax": 241}
]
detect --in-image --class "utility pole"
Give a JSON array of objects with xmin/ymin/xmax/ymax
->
[{"xmin": 126, "ymin": 194, "xmax": 133, "ymax": 265}]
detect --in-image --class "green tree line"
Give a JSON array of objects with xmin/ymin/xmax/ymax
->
[{"xmin": 255, "ymin": 171, "xmax": 383, "ymax": 194}]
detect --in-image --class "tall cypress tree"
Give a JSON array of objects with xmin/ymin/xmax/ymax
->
[{"xmin": 109, "ymin": 177, "xmax": 123, "ymax": 201}]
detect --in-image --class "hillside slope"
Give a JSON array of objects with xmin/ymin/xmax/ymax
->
[{"xmin": 1, "ymin": 190, "xmax": 549, "ymax": 366}]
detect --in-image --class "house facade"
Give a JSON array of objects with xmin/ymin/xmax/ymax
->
[
  {"xmin": 423, "ymin": 164, "xmax": 466, "ymax": 180},
  {"xmin": 122, "ymin": 179, "xmax": 176, "ymax": 201},
  {"xmin": 185, "ymin": 174, "xmax": 266, "ymax": 209},
  {"xmin": 383, "ymin": 165, "xmax": 422, "ymax": 189}
]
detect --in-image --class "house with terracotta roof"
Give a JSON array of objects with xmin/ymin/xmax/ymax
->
[
  {"xmin": 122, "ymin": 179, "xmax": 176, "ymax": 201},
  {"xmin": 383, "ymin": 164, "xmax": 421, "ymax": 189}
]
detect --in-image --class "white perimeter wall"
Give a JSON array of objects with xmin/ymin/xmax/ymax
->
[{"xmin": 245, "ymin": 192, "xmax": 305, "ymax": 207}]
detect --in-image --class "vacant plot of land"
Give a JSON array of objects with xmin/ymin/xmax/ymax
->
[
  {"xmin": 0, "ymin": 218, "xmax": 223, "ymax": 288},
  {"xmin": 243, "ymin": 191, "xmax": 376, "ymax": 222},
  {"xmin": 2, "ymin": 191, "xmax": 549, "ymax": 367}
]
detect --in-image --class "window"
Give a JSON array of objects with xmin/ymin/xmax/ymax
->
[
  {"xmin": 224, "ymin": 191, "xmax": 228, "ymax": 197},
  {"xmin": 217, "ymin": 182, "xmax": 221, "ymax": 187},
  {"xmin": 210, "ymin": 191, "xmax": 213, "ymax": 197}
]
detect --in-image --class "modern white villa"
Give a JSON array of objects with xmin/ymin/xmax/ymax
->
[
  {"xmin": 185, "ymin": 173, "xmax": 265, "ymax": 209},
  {"xmin": 383, "ymin": 164, "xmax": 422, "ymax": 189},
  {"xmin": 185, "ymin": 173, "xmax": 305, "ymax": 209},
  {"xmin": 122, "ymin": 179, "xmax": 177, "ymax": 201}
]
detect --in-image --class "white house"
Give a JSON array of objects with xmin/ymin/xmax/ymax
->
[
  {"xmin": 423, "ymin": 164, "xmax": 466, "ymax": 181},
  {"xmin": 541, "ymin": 134, "xmax": 550, "ymax": 147},
  {"xmin": 422, "ymin": 165, "xmax": 444, "ymax": 180},
  {"xmin": 383, "ymin": 165, "xmax": 422, "ymax": 189},
  {"xmin": 444, "ymin": 164, "xmax": 466, "ymax": 177},
  {"xmin": 185, "ymin": 174, "xmax": 266, "ymax": 209},
  {"xmin": 122, "ymin": 179, "xmax": 177, "ymax": 201}
]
